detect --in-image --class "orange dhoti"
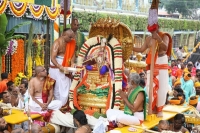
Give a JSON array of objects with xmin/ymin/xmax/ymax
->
[{"xmin": 146, "ymin": 55, "xmax": 170, "ymax": 112}]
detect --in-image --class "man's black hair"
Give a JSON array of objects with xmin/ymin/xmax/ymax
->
[
  {"xmin": 174, "ymin": 86, "xmax": 183, "ymax": 94},
  {"xmin": 21, "ymin": 78, "xmax": 28, "ymax": 84},
  {"xmin": 1, "ymin": 73, "xmax": 8, "ymax": 80},
  {"xmin": 6, "ymin": 81, "xmax": 14, "ymax": 87},
  {"xmin": 174, "ymin": 113, "xmax": 185, "ymax": 124},
  {"xmin": 177, "ymin": 59, "xmax": 181, "ymax": 62},
  {"xmin": 179, "ymin": 46, "xmax": 182, "ymax": 50},
  {"xmin": 139, "ymin": 72, "xmax": 145, "ymax": 76},
  {"xmin": 20, "ymin": 82, "xmax": 28, "ymax": 89},
  {"xmin": 139, "ymin": 79, "xmax": 146, "ymax": 88},
  {"xmin": 73, "ymin": 110, "xmax": 88, "ymax": 125},
  {"xmin": 196, "ymin": 69, "xmax": 200, "ymax": 74},
  {"xmin": 177, "ymin": 93, "xmax": 185, "ymax": 100},
  {"xmin": 0, "ymin": 92, "xmax": 7, "ymax": 100}
]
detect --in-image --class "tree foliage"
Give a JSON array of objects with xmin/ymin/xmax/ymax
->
[{"xmin": 162, "ymin": 0, "xmax": 200, "ymax": 18}]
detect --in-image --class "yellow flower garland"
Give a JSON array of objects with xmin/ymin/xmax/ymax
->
[{"xmin": 14, "ymin": 72, "xmax": 27, "ymax": 86}]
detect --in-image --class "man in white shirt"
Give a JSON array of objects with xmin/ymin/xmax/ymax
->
[
  {"xmin": 176, "ymin": 46, "xmax": 183, "ymax": 60},
  {"xmin": 195, "ymin": 59, "xmax": 200, "ymax": 70},
  {"xmin": 14, "ymin": 82, "xmax": 29, "ymax": 132},
  {"xmin": 18, "ymin": 82, "xmax": 29, "ymax": 109}
]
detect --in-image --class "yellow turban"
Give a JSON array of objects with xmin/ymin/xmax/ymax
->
[
  {"xmin": 184, "ymin": 73, "xmax": 191, "ymax": 81},
  {"xmin": 174, "ymin": 79, "xmax": 181, "ymax": 87},
  {"xmin": 189, "ymin": 96, "xmax": 198, "ymax": 105},
  {"xmin": 195, "ymin": 82, "xmax": 200, "ymax": 88},
  {"xmin": 168, "ymin": 69, "xmax": 172, "ymax": 74},
  {"xmin": 183, "ymin": 68, "xmax": 190, "ymax": 74}
]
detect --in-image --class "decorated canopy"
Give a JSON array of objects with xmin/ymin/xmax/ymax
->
[{"xmin": 0, "ymin": 0, "xmax": 67, "ymax": 20}]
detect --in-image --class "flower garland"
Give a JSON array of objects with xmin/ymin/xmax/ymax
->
[
  {"xmin": 0, "ymin": 0, "xmax": 8, "ymax": 15},
  {"xmin": 34, "ymin": 35, "xmax": 45, "ymax": 66},
  {"xmin": 11, "ymin": 39, "xmax": 25, "ymax": 81},
  {"xmin": 5, "ymin": 39, "xmax": 18, "ymax": 55},
  {"xmin": 1, "ymin": 55, "xmax": 5, "ymax": 72},
  {"xmin": 14, "ymin": 72, "xmax": 26, "ymax": 86},
  {"xmin": 9, "ymin": 2, "xmax": 28, "ymax": 17},
  {"xmin": 1, "ymin": 1, "xmax": 61, "ymax": 20},
  {"xmin": 45, "ymin": 6, "xmax": 60, "ymax": 21},
  {"xmin": 29, "ymin": 4, "xmax": 45, "ymax": 19},
  {"xmin": 27, "ymin": 55, "xmax": 32, "ymax": 79}
]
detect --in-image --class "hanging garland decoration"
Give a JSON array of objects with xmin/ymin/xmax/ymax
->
[
  {"xmin": 0, "ymin": 0, "xmax": 8, "ymax": 15},
  {"xmin": 1, "ymin": 56, "xmax": 5, "ymax": 73},
  {"xmin": 5, "ymin": 39, "xmax": 18, "ymax": 55},
  {"xmin": 45, "ymin": 6, "xmax": 60, "ymax": 21},
  {"xmin": 9, "ymin": 1, "xmax": 28, "ymax": 17},
  {"xmin": 1, "ymin": 1, "xmax": 61, "ymax": 20},
  {"xmin": 29, "ymin": 4, "xmax": 45, "ymax": 19},
  {"xmin": 11, "ymin": 39, "xmax": 25, "ymax": 82},
  {"xmin": 14, "ymin": 72, "xmax": 27, "ymax": 86}
]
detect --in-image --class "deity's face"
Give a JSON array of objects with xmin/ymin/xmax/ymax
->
[{"xmin": 97, "ymin": 56, "xmax": 103, "ymax": 64}]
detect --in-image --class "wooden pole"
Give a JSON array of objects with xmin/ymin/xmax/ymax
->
[
  {"xmin": 148, "ymin": 41, "xmax": 156, "ymax": 115},
  {"xmin": 64, "ymin": 0, "xmax": 68, "ymax": 29},
  {"xmin": 148, "ymin": 0, "xmax": 159, "ymax": 115},
  {"xmin": 45, "ymin": 20, "xmax": 50, "ymax": 71}
]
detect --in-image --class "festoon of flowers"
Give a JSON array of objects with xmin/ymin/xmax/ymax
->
[{"xmin": 5, "ymin": 39, "xmax": 18, "ymax": 55}]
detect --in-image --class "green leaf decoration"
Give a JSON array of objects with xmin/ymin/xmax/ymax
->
[
  {"xmin": 9, "ymin": 21, "xmax": 31, "ymax": 33},
  {"xmin": 0, "ymin": 33, "xmax": 6, "ymax": 46},
  {"xmin": 0, "ymin": 13, "xmax": 8, "ymax": 34},
  {"xmin": 5, "ymin": 29, "xmax": 15, "ymax": 39},
  {"xmin": 5, "ymin": 35, "xmax": 26, "ymax": 42}
]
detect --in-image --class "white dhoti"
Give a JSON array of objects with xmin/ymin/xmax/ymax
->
[
  {"xmin": 49, "ymin": 56, "xmax": 71, "ymax": 106},
  {"xmin": 106, "ymin": 109, "xmax": 144, "ymax": 126},
  {"xmin": 146, "ymin": 55, "xmax": 169, "ymax": 112},
  {"xmin": 29, "ymin": 97, "xmax": 62, "ymax": 113},
  {"xmin": 49, "ymin": 110, "xmax": 98, "ymax": 129}
]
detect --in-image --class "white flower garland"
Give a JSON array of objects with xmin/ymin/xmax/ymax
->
[{"xmin": 5, "ymin": 39, "xmax": 18, "ymax": 55}]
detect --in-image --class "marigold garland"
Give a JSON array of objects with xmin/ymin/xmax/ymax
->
[
  {"xmin": 9, "ymin": 2, "xmax": 28, "ymax": 17},
  {"xmin": 0, "ymin": 0, "xmax": 8, "ymax": 15},
  {"xmin": 1, "ymin": 1, "xmax": 61, "ymax": 19},
  {"xmin": 34, "ymin": 37, "xmax": 45, "ymax": 66},
  {"xmin": 45, "ymin": 6, "xmax": 60, "ymax": 21},
  {"xmin": 14, "ymin": 72, "xmax": 27, "ymax": 86},
  {"xmin": 1, "ymin": 56, "xmax": 5, "ymax": 72},
  {"xmin": 29, "ymin": 4, "xmax": 45, "ymax": 19},
  {"xmin": 11, "ymin": 39, "xmax": 25, "ymax": 82}
]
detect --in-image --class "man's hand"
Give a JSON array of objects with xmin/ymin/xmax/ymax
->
[
  {"xmin": 151, "ymin": 31, "xmax": 161, "ymax": 40},
  {"xmin": 40, "ymin": 103, "xmax": 48, "ymax": 111},
  {"xmin": 59, "ymin": 66, "xmax": 64, "ymax": 72},
  {"xmin": 3, "ymin": 130, "xmax": 10, "ymax": 133},
  {"xmin": 119, "ymin": 89, "xmax": 127, "ymax": 100}
]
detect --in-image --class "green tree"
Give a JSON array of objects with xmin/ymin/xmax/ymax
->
[{"xmin": 162, "ymin": 0, "xmax": 200, "ymax": 18}]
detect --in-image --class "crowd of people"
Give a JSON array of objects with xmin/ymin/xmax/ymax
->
[{"xmin": 0, "ymin": 17, "xmax": 199, "ymax": 133}]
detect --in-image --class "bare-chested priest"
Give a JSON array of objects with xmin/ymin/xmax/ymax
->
[
  {"xmin": 49, "ymin": 28, "xmax": 75, "ymax": 106},
  {"xmin": 29, "ymin": 66, "xmax": 62, "ymax": 113}
]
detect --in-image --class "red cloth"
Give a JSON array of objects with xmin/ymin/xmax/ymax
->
[
  {"xmin": 0, "ymin": 79, "xmax": 8, "ymax": 93},
  {"xmin": 192, "ymin": 67, "xmax": 196, "ymax": 77}
]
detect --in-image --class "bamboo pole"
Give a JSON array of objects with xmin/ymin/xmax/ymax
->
[
  {"xmin": 64, "ymin": 0, "xmax": 68, "ymax": 29},
  {"xmin": 148, "ymin": 0, "xmax": 160, "ymax": 115}
]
